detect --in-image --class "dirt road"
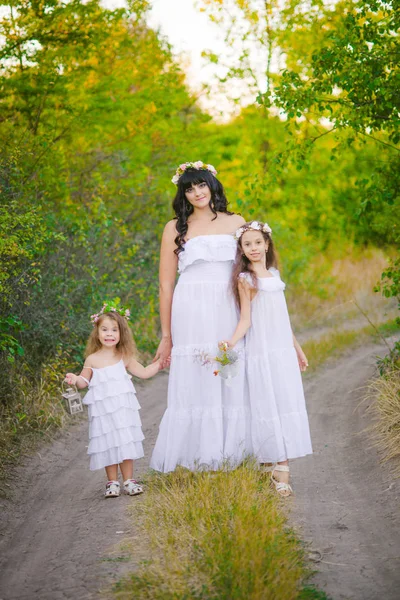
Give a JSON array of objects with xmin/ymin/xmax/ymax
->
[{"xmin": 0, "ymin": 341, "xmax": 399, "ymax": 600}]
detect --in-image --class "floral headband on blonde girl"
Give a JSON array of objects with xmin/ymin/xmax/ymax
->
[
  {"xmin": 171, "ymin": 161, "xmax": 217, "ymax": 185},
  {"xmin": 234, "ymin": 221, "xmax": 272, "ymax": 241},
  {"xmin": 90, "ymin": 300, "xmax": 131, "ymax": 325}
]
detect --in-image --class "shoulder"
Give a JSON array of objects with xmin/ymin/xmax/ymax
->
[
  {"xmin": 83, "ymin": 354, "xmax": 96, "ymax": 368},
  {"xmin": 218, "ymin": 212, "xmax": 245, "ymax": 227},
  {"xmin": 238, "ymin": 272, "xmax": 254, "ymax": 287},
  {"xmin": 163, "ymin": 219, "xmax": 178, "ymax": 237}
]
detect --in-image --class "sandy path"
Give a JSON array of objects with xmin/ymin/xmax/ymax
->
[
  {"xmin": 0, "ymin": 341, "xmax": 399, "ymax": 599},
  {"xmin": 290, "ymin": 341, "xmax": 400, "ymax": 600}
]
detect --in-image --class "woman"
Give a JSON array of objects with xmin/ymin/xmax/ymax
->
[{"xmin": 150, "ymin": 161, "xmax": 252, "ymax": 472}]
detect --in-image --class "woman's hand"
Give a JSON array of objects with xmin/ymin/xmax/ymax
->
[
  {"xmin": 295, "ymin": 347, "xmax": 309, "ymax": 372},
  {"xmin": 153, "ymin": 336, "xmax": 172, "ymax": 369},
  {"xmin": 65, "ymin": 373, "xmax": 78, "ymax": 385}
]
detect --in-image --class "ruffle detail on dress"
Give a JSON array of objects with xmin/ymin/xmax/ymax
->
[
  {"xmin": 89, "ymin": 406, "xmax": 142, "ymax": 438},
  {"xmin": 250, "ymin": 411, "xmax": 312, "ymax": 463},
  {"xmin": 88, "ymin": 392, "xmax": 141, "ymax": 417},
  {"xmin": 150, "ymin": 405, "xmax": 253, "ymax": 473},
  {"xmin": 83, "ymin": 379, "xmax": 137, "ymax": 404},
  {"xmin": 88, "ymin": 425, "xmax": 144, "ymax": 454},
  {"xmin": 178, "ymin": 235, "xmax": 236, "ymax": 273},
  {"xmin": 171, "ymin": 343, "xmax": 245, "ymax": 357},
  {"xmin": 89, "ymin": 441, "xmax": 144, "ymax": 471},
  {"xmin": 239, "ymin": 270, "xmax": 285, "ymax": 292}
]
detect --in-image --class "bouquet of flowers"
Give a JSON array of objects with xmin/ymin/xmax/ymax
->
[{"xmin": 195, "ymin": 341, "xmax": 240, "ymax": 381}]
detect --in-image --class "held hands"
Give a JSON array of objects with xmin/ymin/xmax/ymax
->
[
  {"xmin": 153, "ymin": 336, "xmax": 172, "ymax": 370},
  {"xmin": 65, "ymin": 373, "xmax": 78, "ymax": 385}
]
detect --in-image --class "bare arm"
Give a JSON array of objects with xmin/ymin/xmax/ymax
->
[
  {"xmin": 126, "ymin": 356, "xmax": 162, "ymax": 380},
  {"xmin": 65, "ymin": 365, "xmax": 92, "ymax": 389},
  {"xmin": 228, "ymin": 280, "xmax": 252, "ymax": 347},
  {"xmin": 153, "ymin": 221, "xmax": 179, "ymax": 368},
  {"xmin": 293, "ymin": 334, "xmax": 309, "ymax": 371}
]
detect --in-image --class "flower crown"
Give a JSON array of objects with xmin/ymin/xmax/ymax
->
[
  {"xmin": 90, "ymin": 299, "xmax": 131, "ymax": 326},
  {"xmin": 234, "ymin": 221, "xmax": 272, "ymax": 241},
  {"xmin": 171, "ymin": 161, "xmax": 217, "ymax": 185}
]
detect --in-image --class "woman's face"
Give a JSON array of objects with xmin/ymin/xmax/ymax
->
[
  {"xmin": 184, "ymin": 181, "xmax": 212, "ymax": 209},
  {"xmin": 241, "ymin": 230, "xmax": 269, "ymax": 263}
]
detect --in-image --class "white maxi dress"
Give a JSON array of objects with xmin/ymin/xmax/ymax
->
[
  {"xmin": 150, "ymin": 234, "xmax": 252, "ymax": 472},
  {"xmin": 242, "ymin": 269, "xmax": 313, "ymax": 462}
]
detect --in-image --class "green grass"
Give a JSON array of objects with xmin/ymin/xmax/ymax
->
[
  {"xmin": 302, "ymin": 320, "xmax": 400, "ymax": 373},
  {"xmin": 114, "ymin": 464, "xmax": 330, "ymax": 600}
]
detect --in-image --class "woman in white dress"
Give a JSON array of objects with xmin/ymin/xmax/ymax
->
[
  {"xmin": 150, "ymin": 162, "xmax": 252, "ymax": 472},
  {"xmin": 227, "ymin": 221, "xmax": 312, "ymax": 496}
]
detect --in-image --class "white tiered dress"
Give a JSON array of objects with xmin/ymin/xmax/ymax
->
[
  {"xmin": 242, "ymin": 269, "xmax": 313, "ymax": 462},
  {"xmin": 150, "ymin": 234, "xmax": 252, "ymax": 473},
  {"xmin": 83, "ymin": 359, "xmax": 144, "ymax": 471}
]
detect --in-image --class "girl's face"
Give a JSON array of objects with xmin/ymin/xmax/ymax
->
[
  {"xmin": 98, "ymin": 317, "xmax": 120, "ymax": 348},
  {"xmin": 241, "ymin": 230, "xmax": 269, "ymax": 263},
  {"xmin": 185, "ymin": 181, "xmax": 212, "ymax": 209}
]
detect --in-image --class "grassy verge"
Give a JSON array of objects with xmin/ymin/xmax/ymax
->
[
  {"xmin": 366, "ymin": 370, "xmax": 400, "ymax": 477},
  {"xmin": 302, "ymin": 320, "xmax": 400, "ymax": 373},
  {"xmin": 114, "ymin": 465, "xmax": 329, "ymax": 600}
]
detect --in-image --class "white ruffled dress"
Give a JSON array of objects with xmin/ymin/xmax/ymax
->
[
  {"xmin": 241, "ymin": 269, "xmax": 313, "ymax": 462},
  {"xmin": 83, "ymin": 359, "xmax": 144, "ymax": 471},
  {"xmin": 150, "ymin": 234, "xmax": 252, "ymax": 473}
]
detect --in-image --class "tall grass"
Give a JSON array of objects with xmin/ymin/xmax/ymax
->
[
  {"xmin": 366, "ymin": 371, "xmax": 400, "ymax": 477},
  {"xmin": 288, "ymin": 247, "xmax": 397, "ymax": 329},
  {"xmin": 114, "ymin": 465, "xmax": 326, "ymax": 600},
  {"xmin": 0, "ymin": 353, "xmax": 70, "ymax": 479}
]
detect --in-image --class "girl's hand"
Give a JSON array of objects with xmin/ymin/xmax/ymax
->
[
  {"xmin": 65, "ymin": 373, "xmax": 78, "ymax": 385},
  {"xmin": 153, "ymin": 336, "xmax": 172, "ymax": 369},
  {"xmin": 296, "ymin": 348, "xmax": 309, "ymax": 372}
]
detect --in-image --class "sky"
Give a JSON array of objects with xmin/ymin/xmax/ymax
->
[{"xmin": 104, "ymin": 0, "xmax": 234, "ymax": 117}]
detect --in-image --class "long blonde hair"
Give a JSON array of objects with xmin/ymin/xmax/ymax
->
[{"xmin": 85, "ymin": 312, "xmax": 137, "ymax": 359}]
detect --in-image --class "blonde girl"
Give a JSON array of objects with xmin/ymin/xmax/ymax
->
[
  {"xmin": 228, "ymin": 221, "xmax": 312, "ymax": 496},
  {"xmin": 65, "ymin": 301, "xmax": 163, "ymax": 498}
]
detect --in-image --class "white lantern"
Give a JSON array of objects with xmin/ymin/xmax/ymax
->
[{"xmin": 62, "ymin": 382, "xmax": 83, "ymax": 415}]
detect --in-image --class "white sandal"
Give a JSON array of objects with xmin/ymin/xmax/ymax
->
[
  {"xmin": 123, "ymin": 479, "xmax": 143, "ymax": 496},
  {"xmin": 271, "ymin": 464, "xmax": 293, "ymax": 497},
  {"xmin": 105, "ymin": 480, "xmax": 120, "ymax": 498}
]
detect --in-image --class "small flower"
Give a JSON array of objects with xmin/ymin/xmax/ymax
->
[
  {"xmin": 213, "ymin": 370, "xmax": 219, "ymax": 376},
  {"xmin": 172, "ymin": 174, "xmax": 180, "ymax": 184},
  {"xmin": 250, "ymin": 221, "xmax": 261, "ymax": 230},
  {"xmin": 193, "ymin": 160, "xmax": 204, "ymax": 169},
  {"xmin": 207, "ymin": 164, "xmax": 217, "ymax": 175},
  {"xmin": 262, "ymin": 222, "xmax": 272, "ymax": 234}
]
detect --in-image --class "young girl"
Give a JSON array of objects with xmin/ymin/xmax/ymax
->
[
  {"xmin": 228, "ymin": 221, "xmax": 312, "ymax": 497},
  {"xmin": 65, "ymin": 301, "xmax": 163, "ymax": 498}
]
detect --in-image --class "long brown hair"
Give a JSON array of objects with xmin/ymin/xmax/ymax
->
[
  {"xmin": 231, "ymin": 223, "xmax": 278, "ymax": 310},
  {"xmin": 85, "ymin": 312, "xmax": 137, "ymax": 359}
]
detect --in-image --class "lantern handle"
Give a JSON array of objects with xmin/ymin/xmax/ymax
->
[{"xmin": 62, "ymin": 379, "xmax": 78, "ymax": 394}]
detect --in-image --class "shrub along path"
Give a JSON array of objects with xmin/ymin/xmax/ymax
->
[{"xmin": 0, "ymin": 341, "xmax": 399, "ymax": 600}]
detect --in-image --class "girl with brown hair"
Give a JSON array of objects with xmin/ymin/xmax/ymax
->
[
  {"xmin": 228, "ymin": 221, "xmax": 312, "ymax": 496},
  {"xmin": 65, "ymin": 301, "xmax": 165, "ymax": 498}
]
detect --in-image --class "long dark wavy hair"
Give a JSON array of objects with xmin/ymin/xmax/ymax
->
[
  {"xmin": 172, "ymin": 167, "xmax": 233, "ymax": 255},
  {"xmin": 231, "ymin": 223, "xmax": 278, "ymax": 310}
]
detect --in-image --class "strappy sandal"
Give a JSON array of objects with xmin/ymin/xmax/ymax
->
[
  {"xmin": 123, "ymin": 479, "xmax": 143, "ymax": 496},
  {"xmin": 271, "ymin": 464, "xmax": 293, "ymax": 497},
  {"xmin": 105, "ymin": 480, "xmax": 120, "ymax": 498}
]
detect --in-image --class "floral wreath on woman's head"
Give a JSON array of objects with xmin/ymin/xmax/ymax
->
[
  {"xmin": 90, "ymin": 299, "xmax": 131, "ymax": 326},
  {"xmin": 171, "ymin": 161, "xmax": 217, "ymax": 185},
  {"xmin": 234, "ymin": 221, "xmax": 272, "ymax": 241}
]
